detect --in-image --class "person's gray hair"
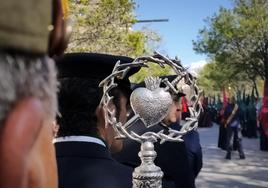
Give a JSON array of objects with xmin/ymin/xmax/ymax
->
[{"xmin": 0, "ymin": 52, "xmax": 58, "ymax": 126}]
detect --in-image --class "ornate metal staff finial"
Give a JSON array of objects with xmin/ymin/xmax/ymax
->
[
  {"xmin": 99, "ymin": 51, "xmax": 202, "ymax": 188},
  {"xmin": 133, "ymin": 141, "xmax": 163, "ymax": 188}
]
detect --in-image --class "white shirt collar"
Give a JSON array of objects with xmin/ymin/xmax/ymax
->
[{"xmin": 53, "ymin": 135, "xmax": 106, "ymax": 147}]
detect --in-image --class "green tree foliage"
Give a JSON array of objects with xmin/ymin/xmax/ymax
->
[
  {"xmin": 67, "ymin": 0, "xmax": 163, "ymax": 58},
  {"xmin": 197, "ymin": 60, "xmax": 251, "ymax": 95},
  {"xmin": 130, "ymin": 63, "xmax": 173, "ymax": 83},
  {"xmin": 67, "ymin": 0, "xmax": 146, "ymax": 57},
  {"xmin": 67, "ymin": 0, "xmax": 170, "ymax": 81},
  {"xmin": 193, "ymin": 0, "xmax": 268, "ymax": 82}
]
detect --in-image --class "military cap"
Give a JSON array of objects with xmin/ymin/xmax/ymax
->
[
  {"xmin": 55, "ymin": 52, "xmax": 140, "ymax": 91},
  {"xmin": 0, "ymin": 0, "xmax": 52, "ymax": 54}
]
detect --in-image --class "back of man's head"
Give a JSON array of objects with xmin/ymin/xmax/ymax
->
[
  {"xmin": 55, "ymin": 53, "xmax": 138, "ymax": 138},
  {"xmin": 57, "ymin": 78, "xmax": 101, "ymax": 137}
]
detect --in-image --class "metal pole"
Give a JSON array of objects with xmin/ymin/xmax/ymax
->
[
  {"xmin": 136, "ymin": 19, "xmax": 169, "ymax": 23},
  {"xmin": 132, "ymin": 141, "xmax": 163, "ymax": 188}
]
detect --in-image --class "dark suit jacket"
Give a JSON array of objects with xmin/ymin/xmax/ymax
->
[
  {"xmin": 171, "ymin": 124, "xmax": 203, "ymax": 178},
  {"xmin": 55, "ymin": 141, "xmax": 133, "ymax": 188},
  {"xmin": 113, "ymin": 121, "xmax": 195, "ymax": 188}
]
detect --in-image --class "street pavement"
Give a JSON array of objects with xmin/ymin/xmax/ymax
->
[{"xmin": 196, "ymin": 124, "xmax": 268, "ymax": 188}]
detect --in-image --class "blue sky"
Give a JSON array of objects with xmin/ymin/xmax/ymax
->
[{"xmin": 133, "ymin": 0, "xmax": 233, "ymax": 67}]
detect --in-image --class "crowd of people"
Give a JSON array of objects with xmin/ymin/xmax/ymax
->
[{"xmin": 199, "ymin": 91, "xmax": 268, "ymax": 155}]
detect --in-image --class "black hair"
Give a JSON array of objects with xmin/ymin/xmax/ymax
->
[
  {"xmin": 56, "ymin": 77, "xmax": 129, "ymax": 137},
  {"xmin": 111, "ymin": 78, "xmax": 132, "ymax": 118},
  {"xmin": 56, "ymin": 78, "xmax": 101, "ymax": 137}
]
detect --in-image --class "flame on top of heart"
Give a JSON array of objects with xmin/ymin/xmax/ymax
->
[{"xmin": 144, "ymin": 76, "xmax": 161, "ymax": 91}]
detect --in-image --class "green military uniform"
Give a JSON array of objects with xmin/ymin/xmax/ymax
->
[{"xmin": 0, "ymin": 0, "xmax": 52, "ymax": 54}]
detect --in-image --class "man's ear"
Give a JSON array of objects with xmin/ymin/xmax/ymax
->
[
  {"xmin": 95, "ymin": 105, "xmax": 106, "ymax": 129},
  {"xmin": 95, "ymin": 105, "xmax": 108, "ymax": 141},
  {"xmin": 0, "ymin": 98, "xmax": 44, "ymax": 187},
  {"xmin": 48, "ymin": 0, "xmax": 71, "ymax": 57}
]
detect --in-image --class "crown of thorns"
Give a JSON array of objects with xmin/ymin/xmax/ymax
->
[{"xmin": 99, "ymin": 51, "xmax": 202, "ymax": 144}]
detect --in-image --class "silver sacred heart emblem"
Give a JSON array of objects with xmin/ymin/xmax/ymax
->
[{"xmin": 130, "ymin": 77, "xmax": 172, "ymax": 127}]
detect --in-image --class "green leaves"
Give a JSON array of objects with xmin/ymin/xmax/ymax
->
[
  {"xmin": 197, "ymin": 60, "xmax": 251, "ymax": 96},
  {"xmin": 67, "ymin": 0, "xmax": 151, "ymax": 57},
  {"xmin": 130, "ymin": 63, "xmax": 173, "ymax": 83},
  {"xmin": 193, "ymin": 0, "xmax": 268, "ymax": 94}
]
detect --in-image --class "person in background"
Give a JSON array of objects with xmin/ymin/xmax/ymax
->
[
  {"xmin": 198, "ymin": 95, "xmax": 212, "ymax": 127},
  {"xmin": 224, "ymin": 97, "xmax": 245, "ymax": 160},
  {"xmin": 245, "ymin": 97, "xmax": 258, "ymax": 138},
  {"xmin": 55, "ymin": 53, "xmax": 140, "ymax": 188},
  {"xmin": 258, "ymin": 81, "xmax": 268, "ymax": 151},
  {"xmin": 181, "ymin": 96, "xmax": 190, "ymax": 120},
  {"xmin": 169, "ymin": 86, "xmax": 202, "ymax": 186},
  {"xmin": 258, "ymin": 97, "xmax": 268, "ymax": 151},
  {"xmin": 0, "ymin": 0, "xmax": 69, "ymax": 187}
]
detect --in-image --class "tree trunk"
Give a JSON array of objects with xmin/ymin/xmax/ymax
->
[
  {"xmin": 252, "ymin": 79, "xmax": 259, "ymax": 98},
  {"xmin": 264, "ymin": 43, "xmax": 268, "ymax": 81}
]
